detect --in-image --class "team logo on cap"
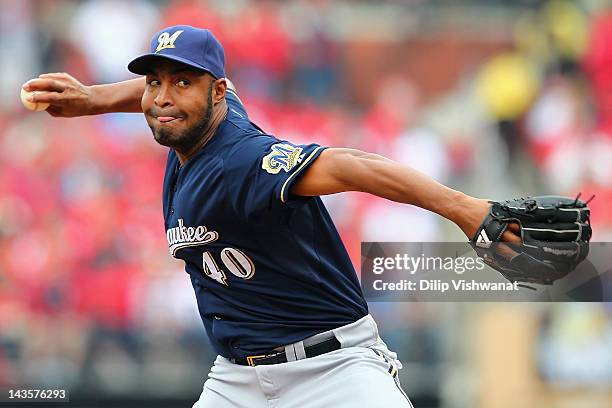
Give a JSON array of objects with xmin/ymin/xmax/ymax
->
[
  {"xmin": 262, "ymin": 143, "xmax": 304, "ymax": 174},
  {"xmin": 155, "ymin": 30, "xmax": 184, "ymax": 53}
]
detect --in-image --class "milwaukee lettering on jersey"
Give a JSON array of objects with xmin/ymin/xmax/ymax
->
[{"xmin": 166, "ymin": 218, "xmax": 219, "ymax": 256}]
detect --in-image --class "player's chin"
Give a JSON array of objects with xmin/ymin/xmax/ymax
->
[{"xmin": 151, "ymin": 128, "xmax": 182, "ymax": 148}]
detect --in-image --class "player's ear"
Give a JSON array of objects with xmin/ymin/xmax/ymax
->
[{"xmin": 212, "ymin": 78, "xmax": 227, "ymax": 104}]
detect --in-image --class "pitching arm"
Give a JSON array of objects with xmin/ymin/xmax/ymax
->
[
  {"xmin": 291, "ymin": 148, "xmax": 520, "ymax": 241},
  {"xmin": 23, "ymin": 73, "xmax": 145, "ymax": 117},
  {"xmin": 24, "ymin": 74, "xmax": 240, "ymax": 118}
]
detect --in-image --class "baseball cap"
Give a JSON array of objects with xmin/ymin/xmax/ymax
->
[{"xmin": 128, "ymin": 25, "xmax": 225, "ymax": 79}]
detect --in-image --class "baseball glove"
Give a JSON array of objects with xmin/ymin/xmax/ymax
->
[{"xmin": 470, "ymin": 195, "xmax": 592, "ymax": 287}]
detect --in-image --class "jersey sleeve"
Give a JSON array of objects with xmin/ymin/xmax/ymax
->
[
  {"xmin": 223, "ymin": 135, "xmax": 327, "ymax": 218},
  {"xmin": 225, "ymin": 88, "xmax": 249, "ymax": 120}
]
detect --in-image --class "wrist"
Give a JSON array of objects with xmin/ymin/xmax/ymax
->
[
  {"xmin": 434, "ymin": 190, "xmax": 484, "ymax": 238},
  {"xmin": 452, "ymin": 194, "xmax": 491, "ymax": 239},
  {"xmin": 88, "ymin": 85, "xmax": 109, "ymax": 115},
  {"xmin": 434, "ymin": 189, "xmax": 472, "ymax": 222}
]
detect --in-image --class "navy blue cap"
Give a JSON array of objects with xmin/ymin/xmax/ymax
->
[{"xmin": 128, "ymin": 25, "xmax": 225, "ymax": 79}]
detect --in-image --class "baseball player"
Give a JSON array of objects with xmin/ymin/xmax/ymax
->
[{"xmin": 24, "ymin": 25, "xmax": 589, "ymax": 407}]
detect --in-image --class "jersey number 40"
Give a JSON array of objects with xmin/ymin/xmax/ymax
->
[{"xmin": 202, "ymin": 248, "xmax": 255, "ymax": 286}]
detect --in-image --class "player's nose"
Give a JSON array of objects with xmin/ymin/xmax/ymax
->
[{"xmin": 154, "ymin": 84, "xmax": 174, "ymax": 108}]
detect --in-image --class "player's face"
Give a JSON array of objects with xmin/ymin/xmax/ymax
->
[{"xmin": 142, "ymin": 60, "xmax": 215, "ymax": 152}]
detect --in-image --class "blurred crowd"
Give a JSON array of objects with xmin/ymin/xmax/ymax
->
[{"xmin": 1, "ymin": 0, "xmax": 612, "ymax": 405}]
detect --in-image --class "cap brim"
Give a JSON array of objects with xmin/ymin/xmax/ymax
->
[{"xmin": 127, "ymin": 53, "xmax": 217, "ymax": 78}]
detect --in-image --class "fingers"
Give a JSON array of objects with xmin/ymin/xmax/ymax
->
[
  {"xmin": 37, "ymin": 72, "xmax": 75, "ymax": 82},
  {"xmin": 39, "ymin": 72, "xmax": 72, "ymax": 79},
  {"xmin": 23, "ymin": 78, "xmax": 66, "ymax": 93},
  {"xmin": 28, "ymin": 91, "xmax": 68, "ymax": 104},
  {"xmin": 496, "ymin": 242, "xmax": 519, "ymax": 260},
  {"xmin": 23, "ymin": 72, "xmax": 77, "ymax": 92},
  {"xmin": 501, "ymin": 228, "xmax": 522, "ymax": 243},
  {"xmin": 507, "ymin": 222, "xmax": 520, "ymax": 234}
]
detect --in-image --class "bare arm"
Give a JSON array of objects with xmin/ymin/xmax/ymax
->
[
  {"xmin": 24, "ymin": 74, "xmax": 237, "ymax": 118},
  {"xmin": 89, "ymin": 78, "xmax": 145, "ymax": 114},
  {"xmin": 291, "ymin": 148, "xmax": 520, "ymax": 241},
  {"xmin": 23, "ymin": 73, "xmax": 144, "ymax": 117}
]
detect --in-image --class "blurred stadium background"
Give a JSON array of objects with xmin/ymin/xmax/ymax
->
[{"xmin": 1, "ymin": 0, "xmax": 612, "ymax": 407}]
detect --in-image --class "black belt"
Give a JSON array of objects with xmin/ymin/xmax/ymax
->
[{"xmin": 233, "ymin": 337, "xmax": 341, "ymax": 367}]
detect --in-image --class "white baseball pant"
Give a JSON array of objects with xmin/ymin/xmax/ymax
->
[{"xmin": 192, "ymin": 314, "xmax": 414, "ymax": 408}]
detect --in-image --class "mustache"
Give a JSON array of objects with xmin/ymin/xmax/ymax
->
[{"xmin": 145, "ymin": 108, "xmax": 185, "ymax": 118}]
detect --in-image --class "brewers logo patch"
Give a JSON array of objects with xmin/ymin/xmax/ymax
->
[{"xmin": 262, "ymin": 143, "xmax": 304, "ymax": 174}]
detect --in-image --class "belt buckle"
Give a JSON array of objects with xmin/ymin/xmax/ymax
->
[{"xmin": 245, "ymin": 354, "xmax": 267, "ymax": 367}]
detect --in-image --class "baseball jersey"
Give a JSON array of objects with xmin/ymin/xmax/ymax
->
[{"xmin": 162, "ymin": 90, "xmax": 368, "ymax": 359}]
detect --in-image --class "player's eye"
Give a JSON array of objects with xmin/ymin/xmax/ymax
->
[
  {"xmin": 177, "ymin": 79, "xmax": 189, "ymax": 87},
  {"xmin": 147, "ymin": 79, "xmax": 160, "ymax": 87}
]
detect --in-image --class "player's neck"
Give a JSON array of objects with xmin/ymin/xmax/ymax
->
[{"xmin": 176, "ymin": 101, "xmax": 228, "ymax": 165}]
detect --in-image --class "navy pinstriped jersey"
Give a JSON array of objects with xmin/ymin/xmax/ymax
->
[{"xmin": 162, "ymin": 90, "xmax": 368, "ymax": 358}]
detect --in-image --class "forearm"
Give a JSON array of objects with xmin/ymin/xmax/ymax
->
[
  {"xmin": 89, "ymin": 77, "xmax": 145, "ymax": 114},
  {"xmin": 334, "ymin": 150, "xmax": 470, "ymax": 221},
  {"xmin": 293, "ymin": 148, "xmax": 477, "ymax": 230}
]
